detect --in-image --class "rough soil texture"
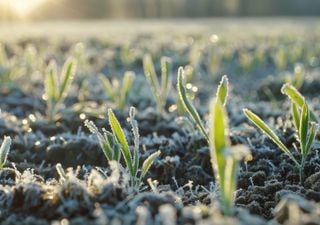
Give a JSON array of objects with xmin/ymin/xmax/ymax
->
[{"xmin": 1, "ymin": 31, "xmax": 320, "ymax": 225}]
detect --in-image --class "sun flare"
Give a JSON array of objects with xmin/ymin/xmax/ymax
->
[{"xmin": 0, "ymin": 0, "xmax": 45, "ymax": 16}]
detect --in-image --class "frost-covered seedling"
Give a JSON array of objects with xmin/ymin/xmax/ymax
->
[
  {"xmin": 178, "ymin": 68, "xmax": 251, "ymax": 215},
  {"xmin": 85, "ymin": 120, "xmax": 121, "ymax": 162},
  {"xmin": 143, "ymin": 54, "xmax": 172, "ymax": 115},
  {"xmin": 0, "ymin": 136, "xmax": 12, "ymax": 169},
  {"xmin": 210, "ymin": 99, "xmax": 251, "ymax": 216},
  {"xmin": 100, "ymin": 71, "xmax": 135, "ymax": 110},
  {"xmin": 244, "ymin": 83, "xmax": 318, "ymax": 183},
  {"xmin": 177, "ymin": 67, "xmax": 228, "ymax": 141},
  {"xmin": 44, "ymin": 57, "xmax": 77, "ymax": 122},
  {"xmin": 0, "ymin": 43, "xmax": 23, "ymax": 84},
  {"xmin": 85, "ymin": 107, "xmax": 160, "ymax": 188},
  {"xmin": 281, "ymin": 83, "xmax": 319, "ymax": 123}
]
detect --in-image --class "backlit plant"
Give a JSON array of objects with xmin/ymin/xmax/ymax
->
[
  {"xmin": 0, "ymin": 43, "xmax": 23, "ymax": 84},
  {"xmin": 85, "ymin": 107, "xmax": 160, "ymax": 188},
  {"xmin": 143, "ymin": 54, "xmax": 171, "ymax": 115},
  {"xmin": 100, "ymin": 71, "xmax": 135, "ymax": 110},
  {"xmin": 0, "ymin": 136, "xmax": 12, "ymax": 169},
  {"xmin": 44, "ymin": 57, "xmax": 77, "ymax": 121},
  {"xmin": 244, "ymin": 83, "xmax": 318, "ymax": 183},
  {"xmin": 178, "ymin": 67, "xmax": 251, "ymax": 215}
]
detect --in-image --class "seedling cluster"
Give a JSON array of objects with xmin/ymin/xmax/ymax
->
[
  {"xmin": 100, "ymin": 71, "xmax": 136, "ymax": 110},
  {"xmin": 143, "ymin": 54, "xmax": 172, "ymax": 115},
  {"xmin": 85, "ymin": 107, "xmax": 160, "ymax": 188},
  {"xmin": 44, "ymin": 58, "xmax": 77, "ymax": 121},
  {"xmin": 0, "ymin": 30, "xmax": 319, "ymax": 224},
  {"xmin": 178, "ymin": 69, "xmax": 252, "ymax": 215},
  {"xmin": 244, "ymin": 83, "xmax": 318, "ymax": 183}
]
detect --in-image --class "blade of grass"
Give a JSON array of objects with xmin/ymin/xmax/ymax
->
[
  {"xmin": 122, "ymin": 71, "xmax": 135, "ymax": 101},
  {"xmin": 143, "ymin": 54, "xmax": 160, "ymax": 94},
  {"xmin": 45, "ymin": 61, "xmax": 58, "ymax": 102},
  {"xmin": 281, "ymin": 83, "xmax": 319, "ymax": 123},
  {"xmin": 210, "ymin": 99, "xmax": 228, "ymax": 193},
  {"xmin": 108, "ymin": 109, "xmax": 134, "ymax": 175},
  {"xmin": 291, "ymin": 102, "xmax": 300, "ymax": 131},
  {"xmin": 100, "ymin": 131, "xmax": 115, "ymax": 161},
  {"xmin": 281, "ymin": 83, "xmax": 305, "ymax": 107},
  {"xmin": 128, "ymin": 107, "xmax": 140, "ymax": 177},
  {"xmin": 141, "ymin": 150, "xmax": 161, "ymax": 179},
  {"xmin": 299, "ymin": 103, "xmax": 309, "ymax": 156},
  {"xmin": 216, "ymin": 75, "xmax": 229, "ymax": 106},
  {"xmin": 0, "ymin": 136, "xmax": 11, "ymax": 169},
  {"xmin": 305, "ymin": 122, "xmax": 317, "ymax": 156},
  {"xmin": 160, "ymin": 57, "xmax": 171, "ymax": 99},
  {"xmin": 243, "ymin": 108, "xmax": 299, "ymax": 167},
  {"xmin": 177, "ymin": 67, "xmax": 208, "ymax": 141},
  {"xmin": 100, "ymin": 75, "xmax": 116, "ymax": 100},
  {"xmin": 58, "ymin": 58, "xmax": 77, "ymax": 100}
]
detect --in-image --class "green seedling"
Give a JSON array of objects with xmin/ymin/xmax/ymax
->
[
  {"xmin": 281, "ymin": 83, "xmax": 319, "ymax": 123},
  {"xmin": 100, "ymin": 71, "xmax": 135, "ymax": 110},
  {"xmin": 0, "ymin": 43, "xmax": 23, "ymax": 84},
  {"xmin": 244, "ymin": 84, "xmax": 318, "ymax": 183},
  {"xmin": 178, "ymin": 67, "xmax": 251, "ymax": 215},
  {"xmin": 44, "ymin": 58, "xmax": 77, "ymax": 121},
  {"xmin": 85, "ymin": 107, "xmax": 160, "ymax": 188},
  {"xmin": 173, "ymin": 77, "xmax": 198, "ymax": 116},
  {"xmin": 143, "ymin": 54, "xmax": 171, "ymax": 115},
  {"xmin": 210, "ymin": 99, "xmax": 251, "ymax": 216},
  {"xmin": 177, "ymin": 67, "xmax": 229, "ymax": 141},
  {"xmin": 85, "ymin": 120, "xmax": 121, "ymax": 162},
  {"xmin": 0, "ymin": 136, "xmax": 12, "ymax": 169},
  {"xmin": 177, "ymin": 67, "xmax": 209, "ymax": 140}
]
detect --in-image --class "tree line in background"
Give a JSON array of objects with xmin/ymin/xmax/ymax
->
[{"xmin": 1, "ymin": 0, "xmax": 320, "ymax": 21}]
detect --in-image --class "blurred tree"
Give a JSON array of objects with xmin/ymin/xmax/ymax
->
[{"xmin": 1, "ymin": 0, "xmax": 320, "ymax": 21}]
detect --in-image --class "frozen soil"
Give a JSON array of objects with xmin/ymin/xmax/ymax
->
[{"xmin": 1, "ymin": 35, "xmax": 320, "ymax": 225}]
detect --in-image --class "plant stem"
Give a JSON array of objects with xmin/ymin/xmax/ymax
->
[
  {"xmin": 299, "ymin": 157, "xmax": 306, "ymax": 185},
  {"xmin": 222, "ymin": 200, "xmax": 233, "ymax": 217}
]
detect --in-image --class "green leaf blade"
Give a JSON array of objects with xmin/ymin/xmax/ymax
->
[
  {"xmin": 209, "ymin": 99, "xmax": 229, "ymax": 194},
  {"xmin": 291, "ymin": 102, "xmax": 300, "ymax": 131},
  {"xmin": 281, "ymin": 83, "xmax": 305, "ymax": 107},
  {"xmin": 216, "ymin": 75, "xmax": 229, "ymax": 106},
  {"xmin": 128, "ymin": 107, "xmax": 140, "ymax": 177},
  {"xmin": 305, "ymin": 122, "xmax": 318, "ymax": 156},
  {"xmin": 0, "ymin": 136, "xmax": 11, "ymax": 169},
  {"xmin": 177, "ymin": 67, "xmax": 208, "ymax": 141},
  {"xmin": 143, "ymin": 54, "xmax": 160, "ymax": 94},
  {"xmin": 299, "ymin": 103, "xmax": 309, "ymax": 156},
  {"xmin": 160, "ymin": 57, "xmax": 171, "ymax": 98},
  {"xmin": 45, "ymin": 61, "xmax": 58, "ymax": 102},
  {"xmin": 122, "ymin": 71, "xmax": 135, "ymax": 98},
  {"xmin": 100, "ymin": 75, "xmax": 116, "ymax": 100},
  {"xmin": 108, "ymin": 109, "xmax": 133, "ymax": 174},
  {"xmin": 141, "ymin": 150, "xmax": 160, "ymax": 179},
  {"xmin": 243, "ymin": 108, "xmax": 299, "ymax": 166},
  {"xmin": 58, "ymin": 58, "xmax": 77, "ymax": 101}
]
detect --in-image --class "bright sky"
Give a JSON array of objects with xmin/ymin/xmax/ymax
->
[{"xmin": 0, "ymin": 0, "xmax": 45, "ymax": 16}]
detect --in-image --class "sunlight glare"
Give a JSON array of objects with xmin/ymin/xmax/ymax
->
[{"xmin": 0, "ymin": 0, "xmax": 45, "ymax": 16}]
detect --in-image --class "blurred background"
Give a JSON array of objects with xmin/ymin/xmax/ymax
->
[{"xmin": 1, "ymin": 0, "xmax": 320, "ymax": 21}]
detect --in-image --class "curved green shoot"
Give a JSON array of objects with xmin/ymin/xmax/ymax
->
[
  {"xmin": 108, "ymin": 109, "xmax": 134, "ymax": 176},
  {"xmin": 243, "ymin": 108, "xmax": 299, "ymax": 167},
  {"xmin": 177, "ymin": 67, "xmax": 208, "ymax": 140},
  {"xmin": 0, "ymin": 136, "xmax": 12, "ymax": 169},
  {"xmin": 281, "ymin": 83, "xmax": 319, "ymax": 123}
]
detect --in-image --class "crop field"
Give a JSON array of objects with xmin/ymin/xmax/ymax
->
[{"xmin": 0, "ymin": 19, "xmax": 320, "ymax": 225}]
